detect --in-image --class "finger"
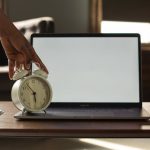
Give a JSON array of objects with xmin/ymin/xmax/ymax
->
[
  {"xmin": 15, "ymin": 61, "xmax": 20, "ymax": 70},
  {"xmin": 18, "ymin": 51, "xmax": 31, "ymax": 71},
  {"xmin": 8, "ymin": 60, "xmax": 15, "ymax": 80},
  {"xmin": 23, "ymin": 61, "xmax": 31, "ymax": 71},
  {"xmin": 24, "ymin": 62, "xmax": 31, "ymax": 70},
  {"xmin": 22, "ymin": 53, "xmax": 32, "ymax": 70},
  {"xmin": 33, "ymin": 57, "xmax": 49, "ymax": 74},
  {"xmin": 30, "ymin": 48, "xmax": 49, "ymax": 74}
]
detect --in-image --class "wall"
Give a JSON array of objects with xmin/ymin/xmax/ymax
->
[
  {"xmin": 6, "ymin": 0, "xmax": 90, "ymax": 33},
  {"xmin": 5, "ymin": 0, "xmax": 150, "ymax": 34},
  {"xmin": 103, "ymin": 0, "xmax": 150, "ymax": 22}
]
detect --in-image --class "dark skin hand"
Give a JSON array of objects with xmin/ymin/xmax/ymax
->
[{"xmin": 0, "ymin": 9, "xmax": 48, "ymax": 79}]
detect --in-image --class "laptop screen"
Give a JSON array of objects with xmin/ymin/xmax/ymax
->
[{"xmin": 31, "ymin": 34, "xmax": 141, "ymax": 105}]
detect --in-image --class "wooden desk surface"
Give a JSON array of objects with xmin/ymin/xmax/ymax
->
[{"xmin": 0, "ymin": 101, "xmax": 150, "ymax": 138}]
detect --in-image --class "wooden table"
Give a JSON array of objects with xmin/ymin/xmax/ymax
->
[{"xmin": 0, "ymin": 101, "xmax": 150, "ymax": 138}]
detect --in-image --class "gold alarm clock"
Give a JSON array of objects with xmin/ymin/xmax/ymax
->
[{"xmin": 11, "ymin": 69, "xmax": 53, "ymax": 112}]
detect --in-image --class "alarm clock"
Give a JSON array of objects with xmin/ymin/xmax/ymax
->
[{"xmin": 11, "ymin": 69, "xmax": 53, "ymax": 112}]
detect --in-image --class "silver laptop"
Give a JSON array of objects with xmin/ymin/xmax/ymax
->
[{"xmin": 15, "ymin": 33, "xmax": 150, "ymax": 120}]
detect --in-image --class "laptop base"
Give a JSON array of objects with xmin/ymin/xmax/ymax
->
[{"xmin": 14, "ymin": 107, "xmax": 150, "ymax": 120}]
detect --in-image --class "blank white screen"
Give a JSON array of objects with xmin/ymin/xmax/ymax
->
[{"xmin": 33, "ymin": 37, "xmax": 140, "ymax": 103}]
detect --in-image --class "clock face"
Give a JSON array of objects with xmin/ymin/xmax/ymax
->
[{"xmin": 19, "ymin": 76, "xmax": 52, "ymax": 111}]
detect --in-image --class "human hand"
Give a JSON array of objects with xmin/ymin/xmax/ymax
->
[{"xmin": 0, "ymin": 22, "xmax": 48, "ymax": 79}]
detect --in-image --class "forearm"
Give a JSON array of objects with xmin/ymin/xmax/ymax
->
[{"xmin": 0, "ymin": 8, "xmax": 15, "ymax": 38}]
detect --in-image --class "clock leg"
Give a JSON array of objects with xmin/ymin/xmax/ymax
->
[
  {"xmin": 0, "ymin": 109, "xmax": 4, "ymax": 115},
  {"xmin": 22, "ymin": 108, "xmax": 28, "ymax": 115}
]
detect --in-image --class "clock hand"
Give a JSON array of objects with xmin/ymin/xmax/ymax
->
[
  {"xmin": 26, "ymin": 83, "xmax": 35, "ymax": 93},
  {"xmin": 33, "ymin": 92, "xmax": 36, "ymax": 103},
  {"xmin": 26, "ymin": 84, "xmax": 37, "ymax": 104}
]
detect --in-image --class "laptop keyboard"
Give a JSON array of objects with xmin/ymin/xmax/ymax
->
[{"xmin": 46, "ymin": 107, "xmax": 142, "ymax": 119}]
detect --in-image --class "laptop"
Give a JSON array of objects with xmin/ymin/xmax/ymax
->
[{"xmin": 15, "ymin": 33, "xmax": 150, "ymax": 120}]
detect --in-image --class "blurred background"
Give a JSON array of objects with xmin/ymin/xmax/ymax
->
[{"xmin": 2, "ymin": 0, "xmax": 150, "ymax": 101}]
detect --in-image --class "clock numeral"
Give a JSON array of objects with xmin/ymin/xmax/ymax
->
[
  {"xmin": 31, "ymin": 79, "xmax": 35, "ymax": 84},
  {"xmin": 23, "ymin": 86, "xmax": 26, "ymax": 90}
]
